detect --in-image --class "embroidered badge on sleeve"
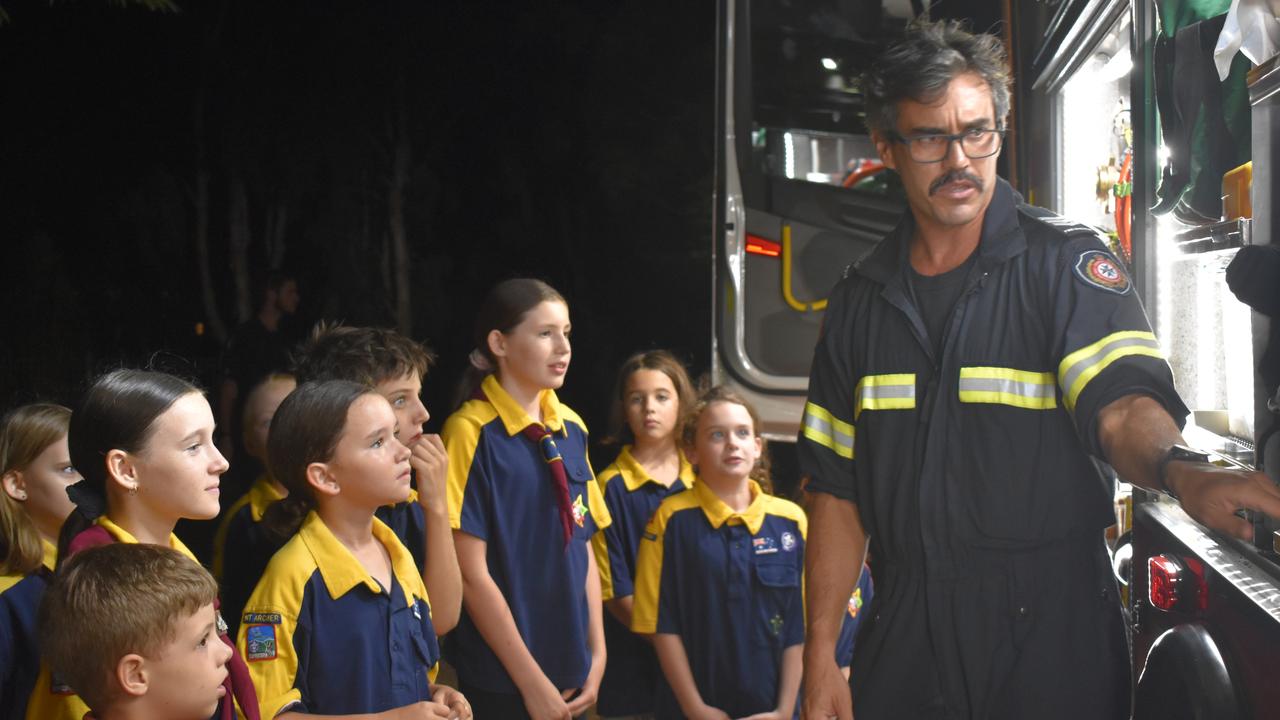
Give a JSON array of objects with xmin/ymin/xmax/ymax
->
[
  {"xmin": 245, "ymin": 624, "xmax": 278, "ymax": 661},
  {"xmin": 1073, "ymin": 249, "xmax": 1132, "ymax": 295}
]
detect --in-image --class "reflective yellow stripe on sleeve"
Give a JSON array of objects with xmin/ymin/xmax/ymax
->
[
  {"xmin": 854, "ymin": 374, "xmax": 916, "ymax": 419},
  {"xmin": 801, "ymin": 402, "xmax": 855, "ymax": 460},
  {"xmin": 958, "ymin": 367, "xmax": 1057, "ymax": 410},
  {"xmin": 1058, "ymin": 330, "xmax": 1163, "ymax": 412}
]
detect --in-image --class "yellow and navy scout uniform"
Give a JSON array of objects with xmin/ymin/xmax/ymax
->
[
  {"xmin": 214, "ymin": 474, "xmax": 285, "ymax": 638},
  {"xmin": 632, "ymin": 479, "xmax": 806, "ymax": 720},
  {"xmin": 371, "ymin": 489, "xmax": 427, "ymax": 580},
  {"xmin": 590, "ymin": 446, "xmax": 694, "ymax": 717},
  {"xmin": 443, "ymin": 374, "xmax": 611, "ymax": 695},
  {"xmin": 798, "ymin": 177, "xmax": 1188, "ymax": 720},
  {"xmin": 213, "ymin": 473, "xmax": 427, "ymax": 640},
  {"xmin": 0, "ymin": 541, "xmax": 55, "ymax": 720},
  {"xmin": 237, "ymin": 511, "xmax": 438, "ymax": 719}
]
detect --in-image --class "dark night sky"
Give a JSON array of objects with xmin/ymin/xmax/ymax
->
[
  {"xmin": 0, "ymin": 1, "xmax": 716, "ymax": 437},
  {"xmin": 0, "ymin": 0, "xmax": 999, "ymax": 451}
]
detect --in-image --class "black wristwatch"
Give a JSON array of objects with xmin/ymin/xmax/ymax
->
[{"xmin": 1156, "ymin": 444, "xmax": 1212, "ymax": 499}]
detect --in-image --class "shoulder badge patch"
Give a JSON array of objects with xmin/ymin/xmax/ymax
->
[
  {"xmin": 245, "ymin": 624, "xmax": 278, "ymax": 661},
  {"xmin": 1073, "ymin": 249, "xmax": 1131, "ymax": 295}
]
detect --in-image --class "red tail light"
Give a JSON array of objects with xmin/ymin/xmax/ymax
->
[
  {"xmin": 1149, "ymin": 555, "xmax": 1183, "ymax": 611},
  {"xmin": 1148, "ymin": 553, "xmax": 1209, "ymax": 612},
  {"xmin": 746, "ymin": 234, "xmax": 781, "ymax": 257}
]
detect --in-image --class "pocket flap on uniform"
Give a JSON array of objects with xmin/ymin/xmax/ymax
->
[
  {"xmin": 755, "ymin": 562, "xmax": 800, "ymax": 588},
  {"xmin": 409, "ymin": 624, "xmax": 440, "ymax": 666}
]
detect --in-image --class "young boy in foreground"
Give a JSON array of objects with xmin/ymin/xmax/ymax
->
[{"xmin": 38, "ymin": 543, "xmax": 231, "ymax": 720}]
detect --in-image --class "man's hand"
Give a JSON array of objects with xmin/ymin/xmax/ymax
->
[
  {"xmin": 1167, "ymin": 462, "xmax": 1280, "ymax": 541},
  {"xmin": 801, "ymin": 658, "xmax": 854, "ymax": 720}
]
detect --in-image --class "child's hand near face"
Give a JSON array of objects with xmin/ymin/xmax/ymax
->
[{"xmin": 409, "ymin": 434, "xmax": 449, "ymax": 514}]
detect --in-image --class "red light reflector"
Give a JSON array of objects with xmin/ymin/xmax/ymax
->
[
  {"xmin": 1148, "ymin": 554, "xmax": 1183, "ymax": 611},
  {"xmin": 746, "ymin": 234, "xmax": 781, "ymax": 257}
]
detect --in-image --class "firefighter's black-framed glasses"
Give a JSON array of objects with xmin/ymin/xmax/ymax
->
[{"xmin": 889, "ymin": 128, "xmax": 1006, "ymax": 163}]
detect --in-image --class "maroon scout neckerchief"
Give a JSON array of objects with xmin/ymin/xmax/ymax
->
[{"xmin": 473, "ymin": 381, "xmax": 576, "ymax": 546}]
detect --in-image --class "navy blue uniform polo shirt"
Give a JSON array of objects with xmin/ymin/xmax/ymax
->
[
  {"xmin": 213, "ymin": 476, "xmax": 427, "ymax": 641},
  {"xmin": 632, "ymin": 480, "xmax": 806, "ymax": 719},
  {"xmin": 238, "ymin": 512, "xmax": 439, "ymax": 718},
  {"xmin": 590, "ymin": 445, "xmax": 694, "ymax": 716},
  {"xmin": 443, "ymin": 374, "xmax": 611, "ymax": 695},
  {"xmin": 0, "ymin": 541, "xmax": 54, "ymax": 720}
]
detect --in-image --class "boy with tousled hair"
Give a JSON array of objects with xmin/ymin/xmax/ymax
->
[
  {"xmin": 38, "ymin": 543, "xmax": 232, "ymax": 720},
  {"xmin": 289, "ymin": 322, "xmax": 462, "ymax": 634}
]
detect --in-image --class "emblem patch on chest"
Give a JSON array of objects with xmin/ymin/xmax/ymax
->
[
  {"xmin": 245, "ymin": 624, "xmax": 278, "ymax": 661},
  {"xmin": 1073, "ymin": 249, "xmax": 1131, "ymax": 295},
  {"xmin": 781, "ymin": 531, "xmax": 797, "ymax": 552},
  {"xmin": 753, "ymin": 536, "xmax": 778, "ymax": 554},
  {"xmin": 572, "ymin": 494, "xmax": 588, "ymax": 527}
]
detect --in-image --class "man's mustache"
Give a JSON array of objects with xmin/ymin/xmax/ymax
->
[{"xmin": 929, "ymin": 170, "xmax": 984, "ymax": 196}]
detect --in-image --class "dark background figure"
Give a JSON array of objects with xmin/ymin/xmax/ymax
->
[{"xmin": 217, "ymin": 271, "xmax": 301, "ymax": 472}]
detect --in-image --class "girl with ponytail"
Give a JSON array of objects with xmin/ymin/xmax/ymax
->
[
  {"xmin": 240, "ymin": 380, "xmax": 469, "ymax": 720},
  {"xmin": 443, "ymin": 278, "xmax": 610, "ymax": 720},
  {"xmin": 32, "ymin": 368, "xmax": 260, "ymax": 720}
]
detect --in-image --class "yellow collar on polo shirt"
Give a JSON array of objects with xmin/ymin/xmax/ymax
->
[
  {"xmin": 41, "ymin": 539, "xmax": 56, "ymax": 573},
  {"xmin": 692, "ymin": 478, "xmax": 767, "ymax": 535},
  {"xmin": 617, "ymin": 445, "xmax": 696, "ymax": 493},
  {"xmin": 247, "ymin": 474, "xmax": 288, "ymax": 522},
  {"xmin": 481, "ymin": 373, "xmax": 567, "ymax": 436},
  {"xmin": 95, "ymin": 515, "xmax": 198, "ymax": 562},
  {"xmin": 297, "ymin": 511, "xmax": 421, "ymax": 604}
]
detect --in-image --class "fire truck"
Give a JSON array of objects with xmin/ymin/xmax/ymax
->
[{"xmin": 709, "ymin": 1, "xmax": 1280, "ymax": 716}]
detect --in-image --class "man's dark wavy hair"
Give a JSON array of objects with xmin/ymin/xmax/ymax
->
[{"xmin": 863, "ymin": 19, "xmax": 1011, "ymax": 136}]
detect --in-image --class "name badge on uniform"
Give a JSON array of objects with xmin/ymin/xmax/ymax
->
[
  {"xmin": 242, "ymin": 612, "xmax": 282, "ymax": 625},
  {"xmin": 753, "ymin": 536, "xmax": 778, "ymax": 555}
]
